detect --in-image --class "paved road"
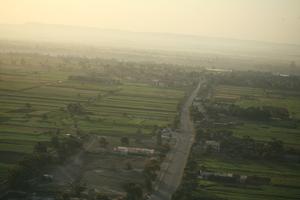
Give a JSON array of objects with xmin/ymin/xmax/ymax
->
[{"xmin": 150, "ymin": 81, "xmax": 202, "ymax": 200}]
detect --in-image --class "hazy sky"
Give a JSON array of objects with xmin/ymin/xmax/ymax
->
[{"xmin": 1, "ymin": 0, "xmax": 300, "ymax": 44}]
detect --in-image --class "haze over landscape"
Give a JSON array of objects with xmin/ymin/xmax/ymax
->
[
  {"xmin": 1, "ymin": 0, "xmax": 300, "ymax": 44},
  {"xmin": 0, "ymin": 1, "xmax": 300, "ymax": 200},
  {"xmin": 1, "ymin": 0, "xmax": 300, "ymax": 71}
]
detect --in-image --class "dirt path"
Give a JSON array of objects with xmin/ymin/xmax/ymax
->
[{"xmin": 150, "ymin": 81, "xmax": 202, "ymax": 200}]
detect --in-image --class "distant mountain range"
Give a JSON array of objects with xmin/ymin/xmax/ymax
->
[{"xmin": 0, "ymin": 23, "xmax": 299, "ymax": 64}]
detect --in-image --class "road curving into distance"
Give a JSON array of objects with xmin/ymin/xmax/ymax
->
[{"xmin": 150, "ymin": 80, "xmax": 202, "ymax": 200}]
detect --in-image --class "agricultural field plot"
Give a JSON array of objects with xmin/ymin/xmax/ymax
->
[
  {"xmin": 0, "ymin": 66, "xmax": 185, "ymax": 180},
  {"xmin": 213, "ymin": 84, "xmax": 300, "ymax": 119},
  {"xmin": 212, "ymin": 85, "xmax": 265, "ymax": 102},
  {"xmin": 212, "ymin": 84, "xmax": 300, "ymax": 145},
  {"xmin": 183, "ymin": 81, "xmax": 300, "ymax": 200},
  {"xmin": 198, "ymin": 156, "xmax": 300, "ymax": 200},
  {"xmin": 237, "ymin": 97, "xmax": 300, "ymax": 120},
  {"xmin": 227, "ymin": 122, "xmax": 300, "ymax": 150}
]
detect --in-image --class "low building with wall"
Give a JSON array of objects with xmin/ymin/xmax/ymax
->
[{"xmin": 114, "ymin": 146, "xmax": 155, "ymax": 156}]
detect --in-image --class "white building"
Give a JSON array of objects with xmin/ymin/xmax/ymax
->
[{"xmin": 114, "ymin": 146, "xmax": 155, "ymax": 155}]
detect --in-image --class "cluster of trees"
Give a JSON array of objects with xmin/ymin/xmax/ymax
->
[
  {"xmin": 143, "ymin": 159, "xmax": 160, "ymax": 192},
  {"xmin": 68, "ymin": 75, "xmax": 121, "ymax": 85},
  {"xmin": 8, "ymin": 135, "xmax": 84, "ymax": 189},
  {"xmin": 197, "ymin": 128, "xmax": 286, "ymax": 160},
  {"xmin": 123, "ymin": 183, "xmax": 143, "ymax": 200},
  {"xmin": 263, "ymin": 106, "xmax": 290, "ymax": 119},
  {"xmin": 111, "ymin": 158, "xmax": 161, "ymax": 199},
  {"xmin": 57, "ymin": 179, "xmax": 113, "ymax": 200},
  {"xmin": 51, "ymin": 135, "xmax": 84, "ymax": 162},
  {"xmin": 66, "ymin": 103, "xmax": 85, "ymax": 116},
  {"xmin": 8, "ymin": 142, "xmax": 53, "ymax": 189},
  {"xmin": 191, "ymin": 105, "xmax": 205, "ymax": 121},
  {"xmin": 228, "ymin": 106, "xmax": 272, "ymax": 121},
  {"xmin": 1, "ymin": 52, "xmax": 199, "ymax": 89},
  {"xmin": 221, "ymin": 135, "xmax": 285, "ymax": 160},
  {"xmin": 212, "ymin": 71, "xmax": 300, "ymax": 91},
  {"xmin": 121, "ymin": 137, "xmax": 130, "ymax": 146},
  {"xmin": 99, "ymin": 137, "xmax": 109, "ymax": 148}
]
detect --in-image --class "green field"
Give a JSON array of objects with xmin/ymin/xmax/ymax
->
[
  {"xmin": 214, "ymin": 84, "xmax": 300, "ymax": 119},
  {"xmin": 223, "ymin": 121, "xmax": 300, "ymax": 150},
  {"xmin": 213, "ymin": 84, "xmax": 300, "ymax": 148},
  {"xmin": 199, "ymin": 156, "xmax": 300, "ymax": 200},
  {"xmin": 194, "ymin": 83, "xmax": 300, "ymax": 200},
  {"xmin": 0, "ymin": 61, "xmax": 185, "ymax": 180}
]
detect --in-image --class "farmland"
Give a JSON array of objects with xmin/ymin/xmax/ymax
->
[
  {"xmin": 0, "ymin": 52, "xmax": 190, "ymax": 189},
  {"xmin": 205, "ymin": 82, "xmax": 300, "ymax": 200},
  {"xmin": 212, "ymin": 84, "xmax": 300, "ymax": 149},
  {"xmin": 213, "ymin": 84, "xmax": 300, "ymax": 119},
  {"xmin": 198, "ymin": 156, "xmax": 300, "ymax": 200},
  {"xmin": 173, "ymin": 71, "xmax": 300, "ymax": 200}
]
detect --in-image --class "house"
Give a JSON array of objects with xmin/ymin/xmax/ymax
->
[
  {"xmin": 199, "ymin": 170, "xmax": 238, "ymax": 183},
  {"xmin": 152, "ymin": 79, "xmax": 165, "ymax": 87},
  {"xmin": 114, "ymin": 146, "xmax": 155, "ymax": 155}
]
